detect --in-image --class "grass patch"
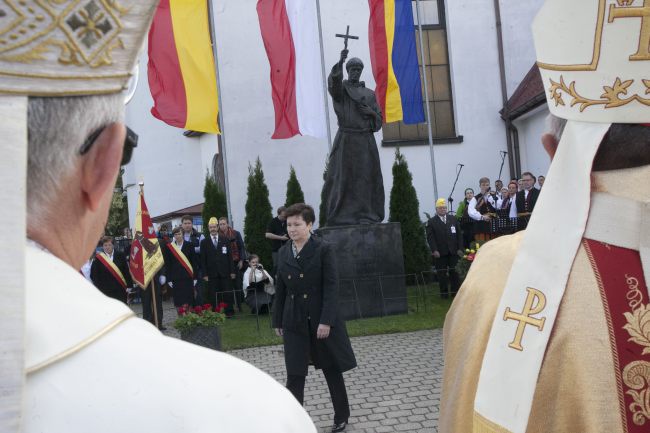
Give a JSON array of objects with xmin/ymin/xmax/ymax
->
[{"xmin": 220, "ymin": 284, "xmax": 451, "ymax": 351}]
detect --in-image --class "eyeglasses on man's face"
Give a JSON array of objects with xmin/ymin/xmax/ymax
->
[{"xmin": 79, "ymin": 125, "xmax": 138, "ymax": 166}]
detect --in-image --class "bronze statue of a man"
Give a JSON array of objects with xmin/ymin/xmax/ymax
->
[{"xmin": 322, "ymin": 49, "xmax": 385, "ymax": 226}]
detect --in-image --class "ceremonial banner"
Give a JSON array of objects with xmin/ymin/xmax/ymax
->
[
  {"xmin": 129, "ymin": 189, "xmax": 165, "ymax": 289},
  {"xmin": 368, "ymin": 0, "xmax": 424, "ymax": 124},
  {"xmin": 148, "ymin": 0, "xmax": 220, "ymax": 133},
  {"xmin": 167, "ymin": 242, "xmax": 194, "ymax": 279},
  {"xmin": 256, "ymin": 0, "xmax": 328, "ymax": 139},
  {"xmin": 95, "ymin": 253, "xmax": 127, "ymax": 289}
]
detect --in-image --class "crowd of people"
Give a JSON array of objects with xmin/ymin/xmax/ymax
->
[
  {"xmin": 86, "ymin": 213, "xmax": 284, "ymax": 328},
  {"xmin": 425, "ymin": 172, "xmax": 544, "ymax": 298}
]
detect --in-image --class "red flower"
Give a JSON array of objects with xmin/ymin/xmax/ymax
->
[
  {"xmin": 192, "ymin": 306, "xmax": 203, "ymax": 314},
  {"xmin": 467, "ymin": 254, "xmax": 475, "ymax": 262},
  {"xmin": 215, "ymin": 302, "xmax": 227, "ymax": 313},
  {"xmin": 202, "ymin": 303, "xmax": 212, "ymax": 310},
  {"xmin": 177, "ymin": 307, "xmax": 186, "ymax": 316}
]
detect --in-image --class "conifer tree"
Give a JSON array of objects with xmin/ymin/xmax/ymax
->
[
  {"xmin": 244, "ymin": 158, "xmax": 273, "ymax": 267},
  {"xmin": 202, "ymin": 172, "xmax": 228, "ymax": 236},
  {"xmin": 389, "ymin": 149, "xmax": 430, "ymax": 275},
  {"xmin": 106, "ymin": 171, "xmax": 129, "ymax": 236},
  {"xmin": 284, "ymin": 165, "xmax": 305, "ymax": 207},
  {"xmin": 318, "ymin": 159, "xmax": 329, "ymax": 227}
]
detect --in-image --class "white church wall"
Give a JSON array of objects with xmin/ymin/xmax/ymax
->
[
  {"xmin": 124, "ymin": 0, "xmax": 543, "ymax": 236},
  {"xmin": 513, "ymin": 106, "xmax": 551, "ymax": 180},
  {"xmin": 499, "ymin": 0, "xmax": 544, "ymax": 96}
]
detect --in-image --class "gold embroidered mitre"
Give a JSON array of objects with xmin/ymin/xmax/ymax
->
[
  {"xmin": 533, "ymin": 0, "xmax": 650, "ymax": 123},
  {"xmin": 0, "ymin": 0, "xmax": 158, "ymax": 96}
]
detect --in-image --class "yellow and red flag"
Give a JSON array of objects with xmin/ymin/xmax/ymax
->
[
  {"xmin": 129, "ymin": 187, "xmax": 165, "ymax": 289},
  {"xmin": 147, "ymin": 0, "xmax": 220, "ymax": 133}
]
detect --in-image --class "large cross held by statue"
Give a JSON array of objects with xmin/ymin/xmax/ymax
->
[{"xmin": 336, "ymin": 25, "xmax": 359, "ymax": 50}]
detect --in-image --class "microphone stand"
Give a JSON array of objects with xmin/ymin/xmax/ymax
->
[
  {"xmin": 448, "ymin": 164, "xmax": 464, "ymax": 214},
  {"xmin": 497, "ymin": 151, "xmax": 507, "ymax": 182}
]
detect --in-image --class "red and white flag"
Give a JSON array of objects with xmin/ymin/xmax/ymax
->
[{"xmin": 257, "ymin": 0, "xmax": 328, "ymax": 140}]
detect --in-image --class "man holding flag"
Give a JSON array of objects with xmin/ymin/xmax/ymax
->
[{"xmin": 129, "ymin": 183, "xmax": 167, "ymax": 328}]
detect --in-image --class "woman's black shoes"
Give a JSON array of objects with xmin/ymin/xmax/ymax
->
[{"xmin": 331, "ymin": 421, "xmax": 347, "ymax": 432}]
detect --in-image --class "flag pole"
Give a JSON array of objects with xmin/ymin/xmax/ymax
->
[
  {"xmin": 415, "ymin": 0, "xmax": 439, "ymax": 200},
  {"xmin": 315, "ymin": 0, "xmax": 333, "ymax": 152},
  {"xmin": 207, "ymin": 0, "xmax": 233, "ymax": 225},
  {"xmin": 150, "ymin": 279, "xmax": 160, "ymax": 329}
]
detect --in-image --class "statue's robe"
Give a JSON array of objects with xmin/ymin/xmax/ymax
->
[
  {"xmin": 23, "ymin": 243, "xmax": 316, "ymax": 433},
  {"xmin": 439, "ymin": 166, "xmax": 650, "ymax": 433},
  {"xmin": 322, "ymin": 62, "xmax": 384, "ymax": 226}
]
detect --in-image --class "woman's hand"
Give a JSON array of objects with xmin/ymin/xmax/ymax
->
[
  {"xmin": 274, "ymin": 328, "xmax": 283, "ymax": 337},
  {"xmin": 317, "ymin": 324, "xmax": 331, "ymax": 339}
]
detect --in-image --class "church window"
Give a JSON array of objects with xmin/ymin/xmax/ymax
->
[{"xmin": 382, "ymin": 0, "xmax": 460, "ymax": 146}]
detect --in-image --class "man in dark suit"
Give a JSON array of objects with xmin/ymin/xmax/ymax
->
[
  {"xmin": 200, "ymin": 217, "xmax": 236, "ymax": 316},
  {"xmin": 515, "ymin": 171, "xmax": 540, "ymax": 214},
  {"xmin": 426, "ymin": 199, "xmax": 463, "ymax": 298},
  {"xmin": 90, "ymin": 236, "xmax": 133, "ymax": 303}
]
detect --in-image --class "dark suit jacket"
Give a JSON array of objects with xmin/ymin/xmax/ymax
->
[
  {"xmin": 200, "ymin": 235, "xmax": 234, "ymax": 279},
  {"xmin": 516, "ymin": 188, "xmax": 540, "ymax": 213},
  {"xmin": 90, "ymin": 251, "xmax": 132, "ymax": 302},
  {"xmin": 163, "ymin": 241, "xmax": 198, "ymax": 282},
  {"xmin": 426, "ymin": 214, "xmax": 462, "ymax": 256},
  {"xmin": 272, "ymin": 236, "xmax": 356, "ymax": 375}
]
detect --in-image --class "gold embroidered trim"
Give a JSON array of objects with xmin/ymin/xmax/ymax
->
[
  {"xmin": 26, "ymin": 311, "xmax": 134, "ymax": 374},
  {"xmin": 622, "ymin": 360, "xmax": 650, "ymax": 426},
  {"xmin": 584, "ymin": 240, "xmax": 630, "ymax": 431},
  {"xmin": 537, "ymin": 0, "xmax": 606, "ymax": 71},
  {"xmin": 473, "ymin": 411, "xmax": 514, "ymax": 433},
  {"xmin": 549, "ymin": 76, "xmax": 650, "ymax": 112},
  {"xmin": 0, "ymin": 86, "xmax": 125, "ymax": 96}
]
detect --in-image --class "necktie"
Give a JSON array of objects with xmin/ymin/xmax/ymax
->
[
  {"xmin": 212, "ymin": 236, "xmax": 217, "ymax": 246},
  {"xmin": 502, "ymin": 198, "xmax": 508, "ymax": 209}
]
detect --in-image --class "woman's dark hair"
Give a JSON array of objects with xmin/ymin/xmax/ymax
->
[
  {"xmin": 285, "ymin": 203, "xmax": 315, "ymax": 224},
  {"xmin": 593, "ymin": 124, "xmax": 650, "ymax": 171}
]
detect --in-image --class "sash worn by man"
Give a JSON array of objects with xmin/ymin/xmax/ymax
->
[
  {"xmin": 90, "ymin": 236, "xmax": 132, "ymax": 303},
  {"xmin": 0, "ymin": 2, "xmax": 316, "ymax": 432},
  {"xmin": 439, "ymin": 1, "xmax": 650, "ymax": 432}
]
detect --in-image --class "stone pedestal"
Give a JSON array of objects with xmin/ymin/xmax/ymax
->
[{"xmin": 316, "ymin": 223, "xmax": 407, "ymax": 320}]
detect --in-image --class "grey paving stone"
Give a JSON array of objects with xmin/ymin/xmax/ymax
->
[{"xmin": 132, "ymin": 302, "xmax": 443, "ymax": 433}]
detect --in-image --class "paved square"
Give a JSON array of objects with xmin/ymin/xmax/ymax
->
[
  {"xmin": 230, "ymin": 330, "xmax": 442, "ymax": 433},
  {"xmin": 132, "ymin": 302, "xmax": 442, "ymax": 432}
]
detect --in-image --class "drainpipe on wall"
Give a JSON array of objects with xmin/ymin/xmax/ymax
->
[{"xmin": 493, "ymin": 0, "xmax": 518, "ymax": 179}]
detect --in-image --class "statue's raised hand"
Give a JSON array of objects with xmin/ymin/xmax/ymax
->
[{"xmin": 339, "ymin": 49, "xmax": 349, "ymax": 65}]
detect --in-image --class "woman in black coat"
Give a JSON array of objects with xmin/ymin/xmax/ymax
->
[{"xmin": 272, "ymin": 203, "xmax": 356, "ymax": 433}]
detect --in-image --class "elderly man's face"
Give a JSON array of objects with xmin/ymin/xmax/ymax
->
[
  {"xmin": 208, "ymin": 223, "xmax": 219, "ymax": 236},
  {"xmin": 522, "ymin": 175, "xmax": 535, "ymax": 190},
  {"xmin": 102, "ymin": 241, "xmax": 113, "ymax": 255},
  {"xmin": 348, "ymin": 66, "xmax": 363, "ymax": 83},
  {"xmin": 436, "ymin": 205, "xmax": 448, "ymax": 217}
]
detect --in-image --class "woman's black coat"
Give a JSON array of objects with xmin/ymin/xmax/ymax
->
[{"xmin": 272, "ymin": 236, "xmax": 357, "ymax": 376}]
